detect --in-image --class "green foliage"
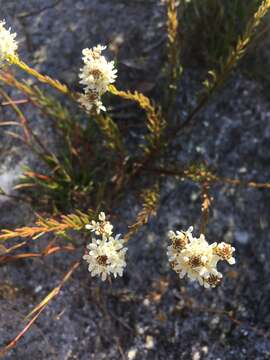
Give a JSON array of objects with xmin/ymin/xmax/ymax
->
[{"xmin": 184, "ymin": 0, "xmax": 263, "ymax": 65}]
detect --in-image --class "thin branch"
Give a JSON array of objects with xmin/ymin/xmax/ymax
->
[
  {"xmin": 0, "ymin": 261, "xmax": 80, "ymax": 357},
  {"xmin": 200, "ymin": 183, "xmax": 212, "ymax": 234},
  {"xmin": 142, "ymin": 166, "xmax": 270, "ymax": 189}
]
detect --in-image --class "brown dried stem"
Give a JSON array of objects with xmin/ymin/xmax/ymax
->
[
  {"xmin": 200, "ymin": 183, "xmax": 212, "ymax": 234},
  {"xmin": 0, "ymin": 261, "xmax": 80, "ymax": 357}
]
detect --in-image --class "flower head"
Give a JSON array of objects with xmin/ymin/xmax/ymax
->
[
  {"xmin": 213, "ymin": 242, "xmax": 236, "ymax": 265},
  {"xmin": 83, "ymin": 234, "xmax": 127, "ymax": 281},
  {"xmin": 0, "ymin": 20, "xmax": 18, "ymax": 64},
  {"xmin": 78, "ymin": 44, "xmax": 117, "ymax": 113},
  {"xmin": 79, "ymin": 45, "xmax": 117, "ymax": 93},
  {"xmin": 85, "ymin": 212, "xmax": 113, "ymax": 236},
  {"xmin": 167, "ymin": 227, "xmax": 235, "ymax": 288},
  {"xmin": 84, "ymin": 212, "xmax": 127, "ymax": 281},
  {"xmin": 167, "ymin": 226, "xmax": 193, "ymax": 263}
]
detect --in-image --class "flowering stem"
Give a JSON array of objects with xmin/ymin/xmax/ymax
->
[
  {"xmin": 8, "ymin": 55, "xmax": 78, "ymax": 100},
  {"xmin": 199, "ymin": 183, "xmax": 212, "ymax": 235}
]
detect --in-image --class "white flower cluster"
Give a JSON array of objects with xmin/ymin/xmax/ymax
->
[
  {"xmin": 83, "ymin": 212, "xmax": 127, "ymax": 281},
  {"xmin": 167, "ymin": 227, "xmax": 235, "ymax": 288},
  {"xmin": 0, "ymin": 20, "xmax": 18, "ymax": 65},
  {"xmin": 78, "ymin": 45, "xmax": 117, "ymax": 113}
]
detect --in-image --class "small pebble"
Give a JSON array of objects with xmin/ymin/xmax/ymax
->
[
  {"xmin": 145, "ymin": 335, "xmax": 154, "ymax": 350},
  {"xmin": 127, "ymin": 348, "xmax": 137, "ymax": 360}
]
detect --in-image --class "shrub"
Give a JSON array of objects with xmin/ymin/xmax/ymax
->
[{"xmin": 0, "ymin": 1, "xmax": 270, "ymax": 355}]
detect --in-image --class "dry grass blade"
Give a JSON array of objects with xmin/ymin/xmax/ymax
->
[
  {"xmin": 42, "ymin": 243, "xmax": 75, "ymax": 256},
  {"xmin": 5, "ymin": 241, "xmax": 27, "ymax": 253},
  {"xmin": 0, "ymin": 261, "xmax": 80, "ymax": 357},
  {"xmin": 26, "ymin": 261, "xmax": 80, "ymax": 319},
  {"xmin": 0, "ymin": 306, "xmax": 45, "ymax": 357},
  {"xmin": 0, "ymin": 243, "xmax": 75, "ymax": 265},
  {"xmin": 1, "ymin": 99, "xmax": 28, "ymax": 106},
  {"xmin": 0, "ymin": 80, "xmax": 32, "ymax": 143},
  {"xmin": 0, "ymin": 252, "xmax": 41, "ymax": 264}
]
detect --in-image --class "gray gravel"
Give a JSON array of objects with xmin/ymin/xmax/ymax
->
[{"xmin": 0, "ymin": 1, "xmax": 270, "ymax": 359}]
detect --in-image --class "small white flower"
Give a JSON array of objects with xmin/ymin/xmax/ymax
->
[
  {"xmin": 83, "ymin": 234, "xmax": 127, "ymax": 281},
  {"xmin": 98, "ymin": 212, "xmax": 106, "ymax": 221},
  {"xmin": 0, "ymin": 20, "xmax": 18, "ymax": 64},
  {"xmin": 167, "ymin": 226, "xmax": 194, "ymax": 262},
  {"xmin": 85, "ymin": 211, "xmax": 113, "ymax": 236},
  {"xmin": 213, "ymin": 242, "xmax": 236, "ymax": 265},
  {"xmin": 78, "ymin": 92, "xmax": 106, "ymax": 114},
  {"xmin": 78, "ymin": 44, "xmax": 117, "ymax": 113},
  {"xmin": 167, "ymin": 227, "xmax": 236, "ymax": 288}
]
